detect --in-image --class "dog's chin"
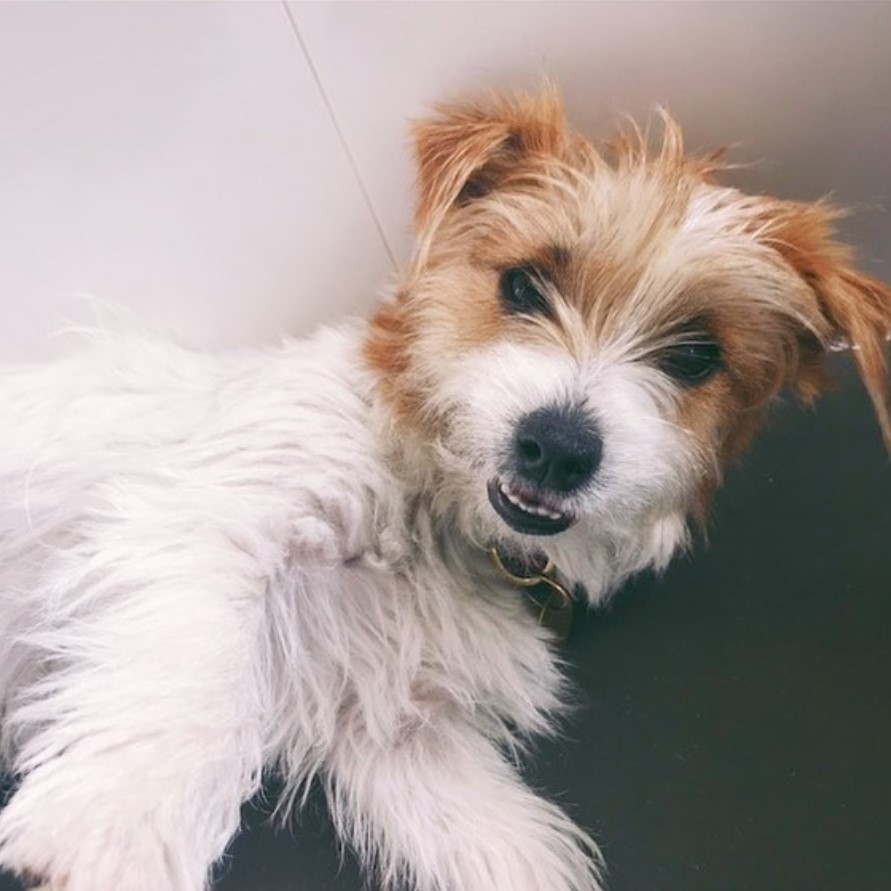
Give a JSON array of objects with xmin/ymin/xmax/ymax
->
[{"xmin": 486, "ymin": 477, "xmax": 576, "ymax": 537}]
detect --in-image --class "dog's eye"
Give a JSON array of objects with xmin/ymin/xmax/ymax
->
[
  {"xmin": 500, "ymin": 267, "xmax": 551, "ymax": 318},
  {"xmin": 657, "ymin": 334, "xmax": 723, "ymax": 385}
]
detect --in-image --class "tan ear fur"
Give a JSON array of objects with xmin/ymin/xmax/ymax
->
[
  {"xmin": 411, "ymin": 87, "xmax": 568, "ymax": 241},
  {"xmin": 765, "ymin": 200, "xmax": 891, "ymax": 451}
]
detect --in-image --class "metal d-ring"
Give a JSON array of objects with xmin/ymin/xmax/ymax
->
[
  {"xmin": 488, "ymin": 546, "xmax": 575, "ymax": 623},
  {"xmin": 488, "ymin": 546, "xmax": 555, "ymax": 587}
]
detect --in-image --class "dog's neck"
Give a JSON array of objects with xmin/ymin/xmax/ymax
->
[
  {"xmin": 361, "ymin": 351, "xmax": 592, "ymax": 636},
  {"xmin": 373, "ymin": 436, "xmax": 583, "ymax": 639}
]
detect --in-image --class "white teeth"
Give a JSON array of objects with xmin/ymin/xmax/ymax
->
[{"xmin": 498, "ymin": 481, "xmax": 564, "ymax": 520}]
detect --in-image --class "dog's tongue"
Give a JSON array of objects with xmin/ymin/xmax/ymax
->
[{"xmin": 512, "ymin": 483, "xmax": 560, "ymax": 513}]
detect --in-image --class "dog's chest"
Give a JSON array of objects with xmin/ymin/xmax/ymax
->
[{"xmin": 269, "ymin": 547, "xmax": 564, "ymax": 748}]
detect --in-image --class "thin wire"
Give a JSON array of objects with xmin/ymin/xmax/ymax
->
[{"xmin": 280, "ymin": 1, "xmax": 398, "ymax": 271}]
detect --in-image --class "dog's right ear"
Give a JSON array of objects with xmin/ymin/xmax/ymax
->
[
  {"xmin": 759, "ymin": 199, "xmax": 891, "ymax": 451},
  {"xmin": 411, "ymin": 87, "xmax": 568, "ymax": 239}
]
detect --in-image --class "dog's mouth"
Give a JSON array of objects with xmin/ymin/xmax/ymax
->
[{"xmin": 487, "ymin": 478, "xmax": 576, "ymax": 536}]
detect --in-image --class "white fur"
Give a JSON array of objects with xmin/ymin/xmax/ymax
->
[
  {"xmin": 0, "ymin": 316, "xmax": 692, "ymax": 890},
  {"xmin": 430, "ymin": 337, "xmax": 698, "ymax": 597}
]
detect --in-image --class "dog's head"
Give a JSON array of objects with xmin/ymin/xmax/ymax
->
[{"xmin": 364, "ymin": 88, "xmax": 891, "ymax": 598}]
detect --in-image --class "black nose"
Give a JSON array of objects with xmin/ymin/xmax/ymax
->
[{"xmin": 513, "ymin": 406, "xmax": 602, "ymax": 493}]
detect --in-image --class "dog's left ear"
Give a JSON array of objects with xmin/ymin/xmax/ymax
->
[
  {"xmin": 765, "ymin": 199, "xmax": 891, "ymax": 450},
  {"xmin": 411, "ymin": 87, "xmax": 568, "ymax": 241}
]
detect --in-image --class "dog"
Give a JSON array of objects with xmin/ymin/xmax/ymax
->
[{"xmin": 0, "ymin": 87, "xmax": 889, "ymax": 891}]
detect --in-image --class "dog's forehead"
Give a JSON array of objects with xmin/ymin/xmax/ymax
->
[{"xmin": 470, "ymin": 167, "xmax": 781, "ymax": 335}]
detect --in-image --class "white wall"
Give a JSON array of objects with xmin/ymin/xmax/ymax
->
[{"xmin": 2, "ymin": 1, "xmax": 889, "ymax": 362}]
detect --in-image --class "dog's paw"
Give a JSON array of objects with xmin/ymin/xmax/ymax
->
[{"xmin": 287, "ymin": 516, "xmax": 344, "ymax": 567}]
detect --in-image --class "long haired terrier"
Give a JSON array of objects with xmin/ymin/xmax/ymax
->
[{"xmin": 0, "ymin": 88, "xmax": 889, "ymax": 891}]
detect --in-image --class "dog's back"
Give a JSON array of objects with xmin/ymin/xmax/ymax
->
[{"xmin": 0, "ymin": 323, "xmax": 381, "ymax": 750}]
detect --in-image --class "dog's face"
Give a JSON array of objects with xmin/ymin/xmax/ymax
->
[{"xmin": 365, "ymin": 89, "xmax": 891, "ymax": 597}]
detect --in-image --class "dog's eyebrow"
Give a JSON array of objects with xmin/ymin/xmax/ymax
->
[
  {"xmin": 497, "ymin": 245, "xmax": 571, "ymax": 283},
  {"xmin": 527, "ymin": 244, "xmax": 571, "ymax": 276},
  {"xmin": 650, "ymin": 311, "xmax": 717, "ymax": 339},
  {"xmin": 668, "ymin": 315, "xmax": 715, "ymax": 337}
]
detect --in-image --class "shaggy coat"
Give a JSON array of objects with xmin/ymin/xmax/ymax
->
[{"xmin": 0, "ymin": 89, "xmax": 889, "ymax": 891}]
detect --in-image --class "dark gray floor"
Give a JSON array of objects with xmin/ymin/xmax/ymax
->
[{"xmin": 2, "ymin": 352, "xmax": 889, "ymax": 891}]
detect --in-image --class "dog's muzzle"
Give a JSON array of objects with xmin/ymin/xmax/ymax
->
[{"xmin": 488, "ymin": 404, "xmax": 602, "ymax": 536}]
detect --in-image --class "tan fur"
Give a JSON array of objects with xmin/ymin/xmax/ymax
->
[
  {"xmin": 365, "ymin": 87, "xmax": 891, "ymax": 481},
  {"xmin": 759, "ymin": 200, "xmax": 891, "ymax": 447}
]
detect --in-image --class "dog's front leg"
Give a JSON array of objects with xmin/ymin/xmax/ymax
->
[
  {"xmin": 326, "ymin": 715, "xmax": 603, "ymax": 891},
  {"xmin": 0, "ymin": 526, "xmax": 269, "ymax": 891}
]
